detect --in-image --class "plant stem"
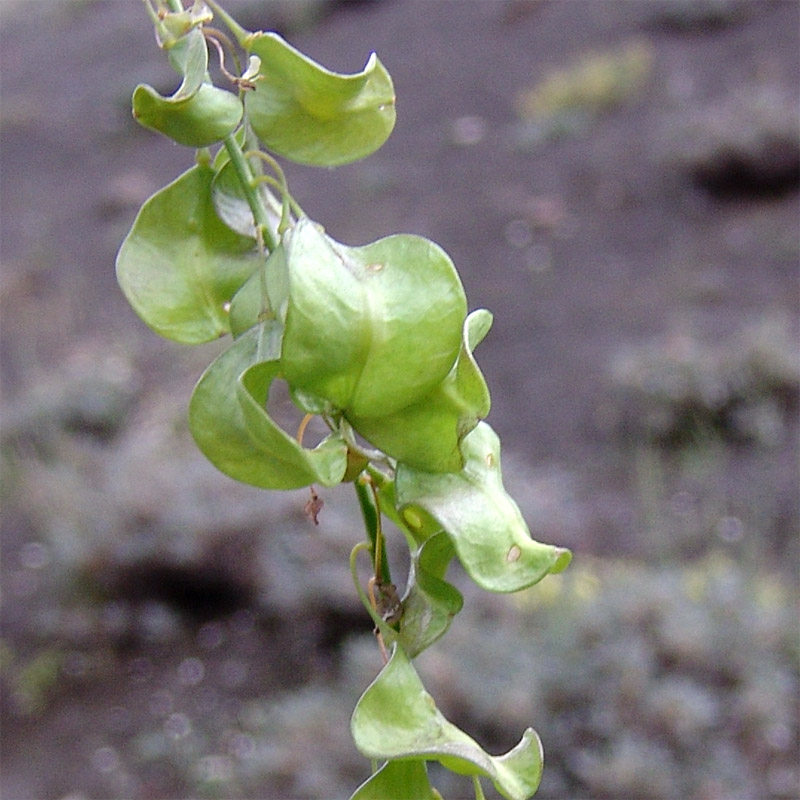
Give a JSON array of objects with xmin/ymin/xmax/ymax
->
[
  {"xmin": 354, "ymin": 474, "xmax": 391, "ymax": 586},
  {"xmin": 349, "ymin": 543, "xmax": 396, "ymax": 645},
  {"xmin": 222, "ymin": 134, "xmax": 278, "ymax": 252},
  {"xmin": 206, "ymin": 0, "xmax": 251, "ymax": 47},
  {"xmin": 142, "ymin": 0, "xmax": 161, "ymax": 28}
]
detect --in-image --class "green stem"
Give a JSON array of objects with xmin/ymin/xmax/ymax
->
[
  {"xmin": 142, "ymin": 0, "xmax": 161, "ymax": 27},
  {"xmin": 206, "ymin": 0, "xmax": 251, "ymax": 47},
  {"xmin": 349, "ymin": 543, "xmax": 397, "ymax": 644},
  {"xmin": 222, "ymin": 135, "xmax": 278, "ymax": 252},
  {"xmin": 363, "ymin": 464, "xmax": 423, "ymax": 554},
  {"xmin": 354, "ymin": 474, "xmax": 391, "ymax": 586},
  {"xmin": 165, "ymin": 0, "xmax": 183, "ymax": 13},
  {"xmin": 245, "ymin": 149, "xmax": 303, "ymax": 229},
  {"xmin": 251, "ymin": 176, "xmax": 293, "ymax": 233}
]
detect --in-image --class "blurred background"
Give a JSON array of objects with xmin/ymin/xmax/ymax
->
[{"xmin": 1, "ymin": 1, "xmax": 798, "ymax": 798}]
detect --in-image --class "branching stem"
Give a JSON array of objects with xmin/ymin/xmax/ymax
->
[
  {"xmin": 349, "ymin": 542, "xmax": 396, "ymax": 661},
  {"xmin": 205, "ymin": 33, "xmax": 244, "ymax": 87},
  {"xmin": 142, "ymin": 0, "xmax": 161, "ymax": 28},
  {"xmin": 246, "ymin": 150, "xmax": 304, "ymax": 225},
  {"xmin": 205, "ymin": 0, "xmax": 251, "ymax": 47},
  {"xmin": 222, "ymin": 135, "xmax": 278, "ymax": 252}
]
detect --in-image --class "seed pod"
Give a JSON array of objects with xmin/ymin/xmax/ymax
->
[
  {"xmin": 132, "ymin": 82, "xmax": 243, "ymax": 147},
  {"xmin": 243, "ymin": 31, "xmax": 395, "ymax": 166}
]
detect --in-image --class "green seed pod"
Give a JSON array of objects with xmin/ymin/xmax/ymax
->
[
  {"xmin": 243, "ymin": 31, "xmax": 396, "ymax": 166},
  {"xmin": 132, "ymin": 82, "xmax": 243, "ymax": 148}
]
